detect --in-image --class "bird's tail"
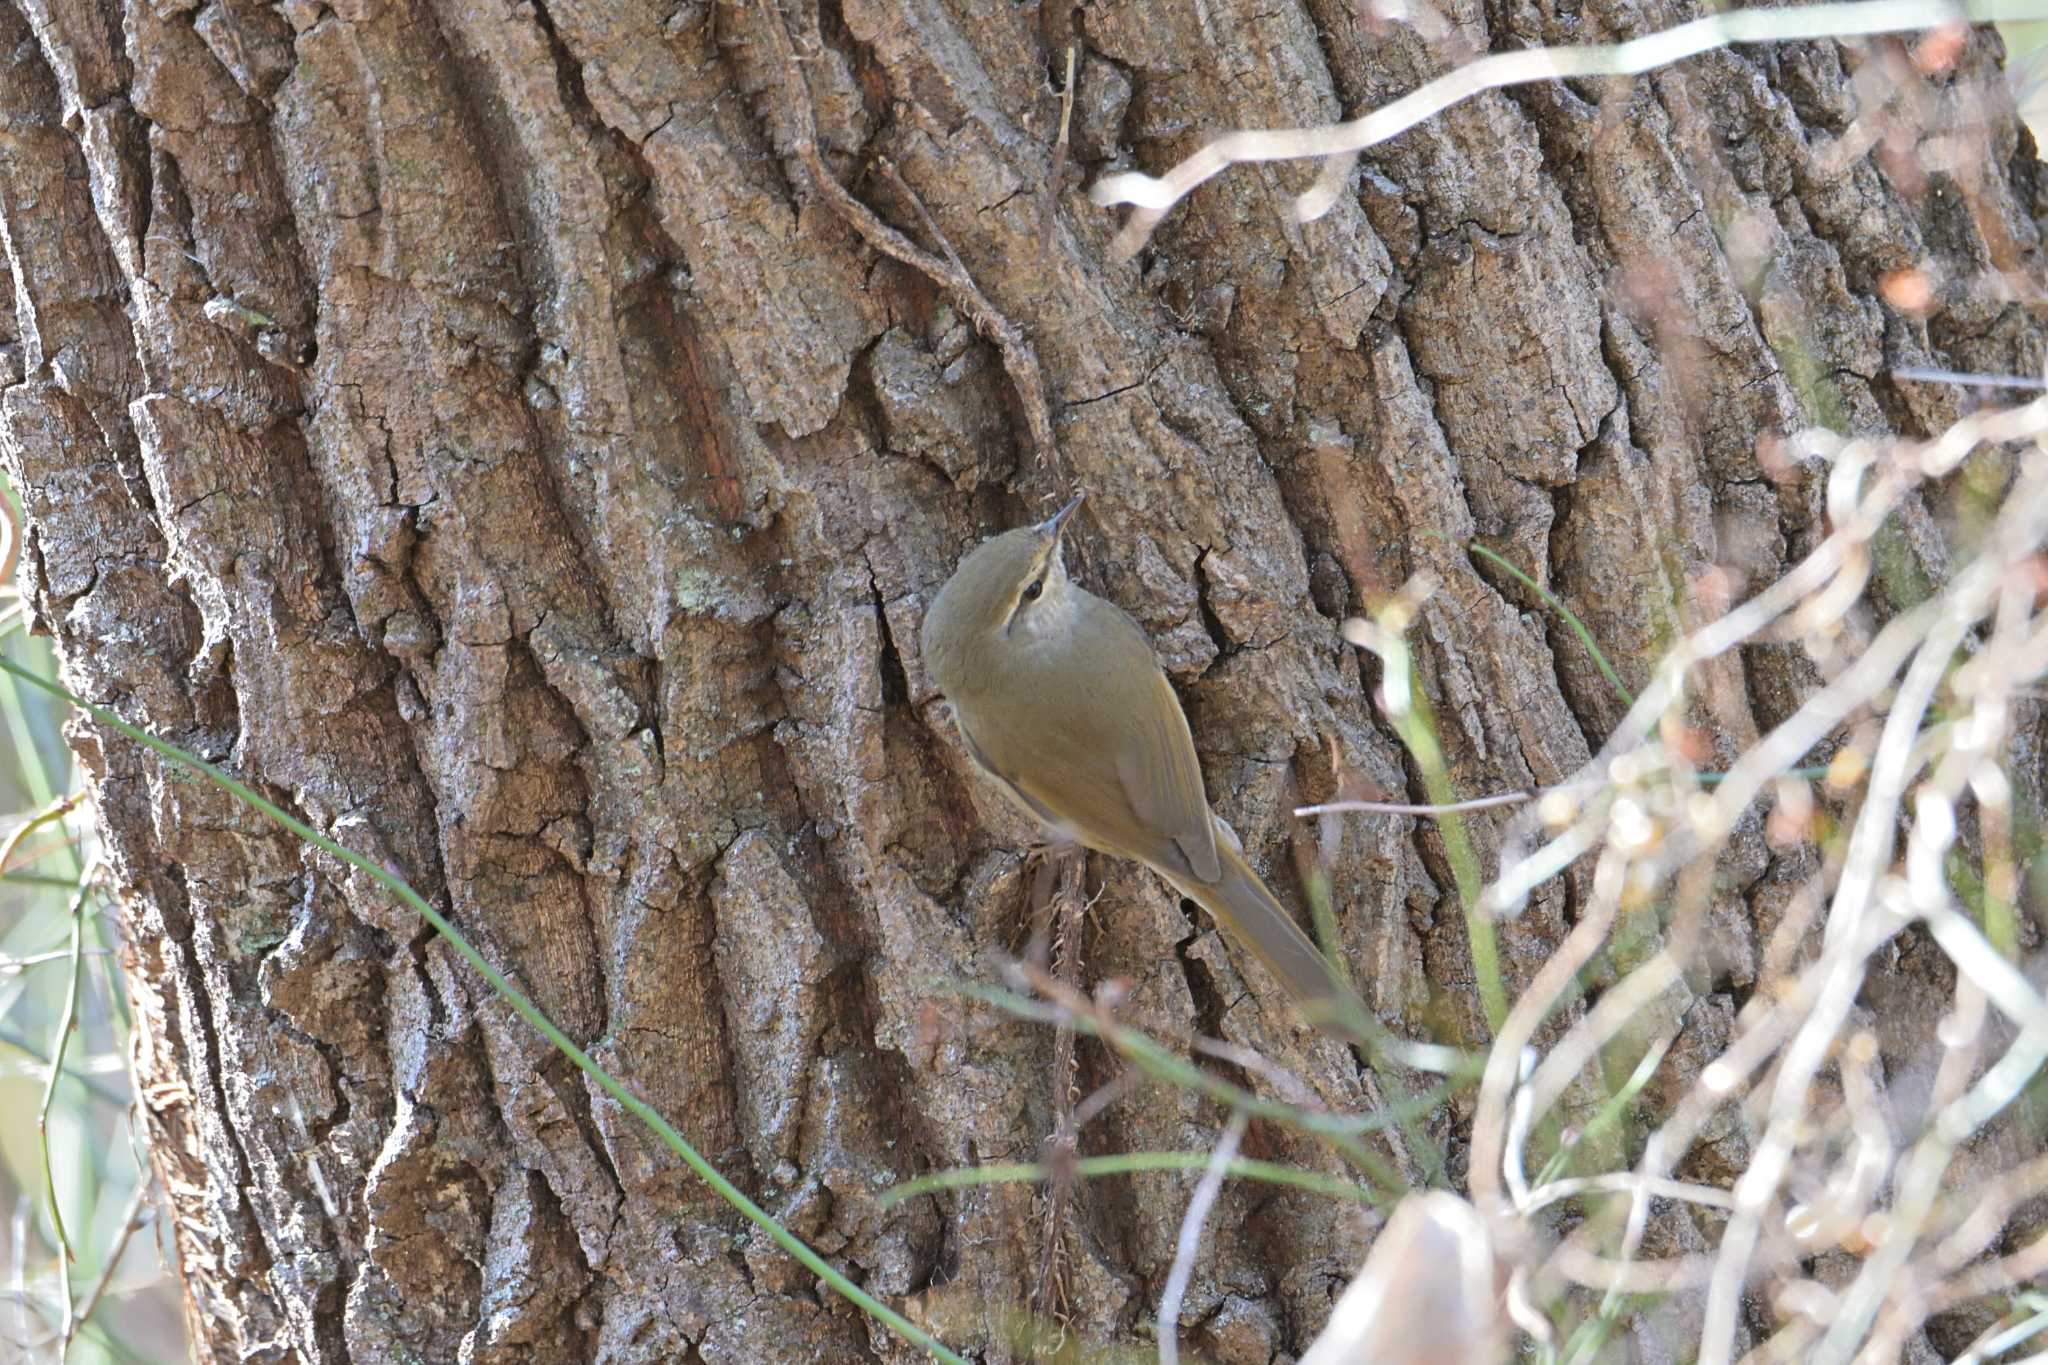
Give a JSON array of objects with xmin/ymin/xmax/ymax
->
[{"xmin": 1179, "ymin": 841, "xmax": 1371, "ymax": 1039}]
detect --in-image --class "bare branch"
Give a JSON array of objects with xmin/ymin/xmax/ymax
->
[
  {"xmin": 1157, "ymin": 1111, "xmax": 1248, "ymax": 1365},
  {"xmin": 1090, "ymin": 0, "xmax": 2037, "ymax": 258},
  {"xmin": 754, "ymin": 0, "xmax": 1062, "ymax": 473}
]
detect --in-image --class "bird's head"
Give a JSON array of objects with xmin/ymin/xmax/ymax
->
[{"xmin": 920, "ymin": 493, "xmax": 1085, "ymax": 696}]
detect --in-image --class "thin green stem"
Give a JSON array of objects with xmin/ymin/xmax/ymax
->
[
  {"xmin": 0, "ymin": 654, "xmax": 970, "ymax": 1365},
  {"xmin": 885, "ymin": 1151, "xmax": 1373, "ymax": 1206},
  {"xmin": 1534, "ymin": 1031, "xmax": 1675, "ymax": 1187},
  {"xmin": 1976, "ymin": 776, "xmax": 2021, "ymax": 959},
  {"xmin": 0, "ymin": 642, "xmax": 61, "ymax": 809},
  {"xmin": 960, "ymin": 981, "xmax": 1465, "ymax": 1201},
  {"xmin": 1, "ymin": 947, "xmax": 110, "ymax": 972},
  {"xmin": 1394, "ymin": 661, "xmax": 1505, "ymax": 1034},
  {"xmin": 63, "ymin": 1177, "xmax": 153, "ymax": 1360},
  {"xmin": 1463, "ymin": 541, "xmax": 1635, "ymax": 705},
  {"xmin": 1306, "ymin": 863, "xmax": 1451, "ymax": 1183},
  {"xmin": 16, "ymin": 1297, "xmax": 157, "ymax": 1365},
  {"xmin": 0, "ymin": 1028, "xmax": 131, "ymax": 1108},
  {"xmin": 38, "ymin": 860, "xmax": 97, "ymax": 1284},
  {"xmin": 1302, "ymin": 864, "xmax": 1354, "ymax": 992},
  {"xmin": 0, "ymin": 795, "xmax": 79, "ymax": 878}
]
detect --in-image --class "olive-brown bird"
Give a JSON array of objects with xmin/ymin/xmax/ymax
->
[{"xmin": 919, "ymin": 494, "xmax": 1365, "ymax": 1033}]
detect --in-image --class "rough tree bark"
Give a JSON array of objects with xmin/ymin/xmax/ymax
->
[{"xmin": 1, "ymin": 0, "xmax": 2042, "ymax": 1358}]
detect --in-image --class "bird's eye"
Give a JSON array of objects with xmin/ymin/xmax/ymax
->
[{"xmin": 1023, "ymin": 578, "xmax": 1044, "ymax": 602}]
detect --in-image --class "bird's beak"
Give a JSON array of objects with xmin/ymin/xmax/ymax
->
[{"xmin": 1039, "ymin": 492, "xmax": 1085, "ymax": 539}]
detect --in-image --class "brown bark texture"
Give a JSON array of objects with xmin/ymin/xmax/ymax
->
[{"xmin": 0, "ymin": 0, "xmax": 2043, "ymax": 1358}]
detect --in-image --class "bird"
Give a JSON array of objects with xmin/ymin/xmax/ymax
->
[{"xmin": 919, "ymin": 493, "xmax": 1367, "ymax": 1035}]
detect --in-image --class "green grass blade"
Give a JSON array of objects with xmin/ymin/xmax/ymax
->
[
  {"xmin": 1464, "ymin": 541, "xmax": 1635, "ymax": 706},
  {"xmin": 0, "ymin": 655, "xmax": 969, "ymax": 1365},
  {"xmin": 884, "ymin": 1151, "xmax": 1375, "ymax": 1206}
]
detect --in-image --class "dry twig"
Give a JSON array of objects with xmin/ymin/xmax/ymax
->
[
  {"xmin": 1090, "ymin": 0, "xmax": 2039, "ymax": 259},
  {"xmin": 1030, "ymin": 847, "xmax": 1089, "ymax": 1329},
  {"xmin": 1434, "ymin": 391, "xmax": 2048, "ymax": 1363},
  {"xmin": 754, "ymin": 0, "xmax": 1061, "ymax": 472},
  {"xmin": 1157, "ymin": 1111, "xmax": 1247, "ymax": 1365}
]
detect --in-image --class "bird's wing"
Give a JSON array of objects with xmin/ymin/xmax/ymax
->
[
  {"xmin": 958, "ymin": 721, "xmax": 1077, "ymax": 837},
  {"xmin": 958, "ymin": 671, "xmax": 1219, "ymax": 883},
  {"xmin": 1113, "ymin": 664, "xmax": 1220, "ymax": 883},
  {"xmin": 953, "ymin": 596, "xmax": 1220, "ymax": 885}
]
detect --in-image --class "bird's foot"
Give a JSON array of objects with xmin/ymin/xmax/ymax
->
[{"xmin": 1023, "ymin": 835, "xmax": 1082, "ymax": 874}]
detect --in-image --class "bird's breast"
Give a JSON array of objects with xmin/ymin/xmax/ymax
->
[{"xmin": 1004, "ymin": 590, "xmax": 1081, "ymax": 649}]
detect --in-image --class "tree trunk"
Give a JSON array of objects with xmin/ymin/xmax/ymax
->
[{"xmin": 1, "ymin": 0, "xmax": 2041, "ymax": 1358}]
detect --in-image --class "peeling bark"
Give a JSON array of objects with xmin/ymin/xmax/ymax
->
[{"xmin": 1, "ymin": 0, "xmax": 2042, "ymax": 1359}]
